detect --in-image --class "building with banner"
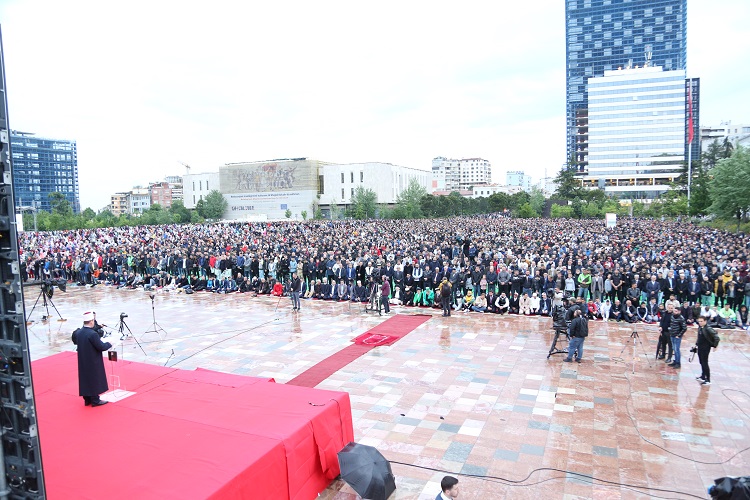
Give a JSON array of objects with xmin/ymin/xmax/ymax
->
[{"xmin": 219, "ymin": 158, "xmax": 325, "ymax": 220}]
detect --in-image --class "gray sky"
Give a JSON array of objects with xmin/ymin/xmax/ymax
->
[{"xmin": 1, "ymin": 0, "xmax": 748, "ymax": 211}]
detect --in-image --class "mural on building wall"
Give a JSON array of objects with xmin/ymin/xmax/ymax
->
[{"xmin": 220, "ymin": 159, "xmax": 317, "ymax": 194}]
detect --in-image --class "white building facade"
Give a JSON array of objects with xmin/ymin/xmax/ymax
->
[
  {"xmin": 581, "ymin": 66, "xmax": 689, "ymax": 199},
  {"xmin": 700, "ymin": 122, "xmax": 750, "ymax": 153},
  {"xmin": 183, "ymin": 172, "xmax": 221, "ymax": 209},
  {"xmin": 506, "ymin": 171, "xmax": 532, "ymax": 192},
  {"xmin": 431, "ymin": 157, "xmax": 491, "ymax": 192},
  {"xmin": 129, "ymin": 188, "xmax": 151, "ymax": 214},
  {"xmin": 322, "ymin": 162, "xmax": 429, "ymax": 205},
  {"xmin": 470, "ymin": 184, "xmax": 524, "ymax": 199}
]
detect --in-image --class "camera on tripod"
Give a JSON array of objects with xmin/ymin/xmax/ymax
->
[
  {"xmin": 120, "ymin": 312, "xmax": 128, "ymax": 320},
  {"xmin": 40, "ymin": 278, "xmax": 67, "ymax": 297}
]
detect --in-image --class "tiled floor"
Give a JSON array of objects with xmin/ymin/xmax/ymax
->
[{"xmin": 24, "ymin": 284, "xmax": 750, "ymax": 499}]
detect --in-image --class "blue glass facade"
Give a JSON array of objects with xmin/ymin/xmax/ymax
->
[
  {"xmin": 566, "ymin": 0, "xmax": 687, "ymax": 166},
  {"xmin": 10, "ymin": 131, "xmax": 79, "ymax": 213}
]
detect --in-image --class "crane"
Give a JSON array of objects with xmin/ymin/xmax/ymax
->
[{"xmin": 177, "ymin": 161, "xmax": 191, "ymax": 175}]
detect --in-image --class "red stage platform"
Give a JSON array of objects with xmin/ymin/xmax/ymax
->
[{"xmin": 32, "ymin": 352, "xmax": 354, "ymax": 499}]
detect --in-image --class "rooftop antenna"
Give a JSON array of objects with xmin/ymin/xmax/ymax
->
[
  {"xmin": 178, "ymin": 161, "xmax": 191, "ymax": 175},
  {"xmin": 644, "ymin": 44, "xmax": 652, "ymax": 67}
]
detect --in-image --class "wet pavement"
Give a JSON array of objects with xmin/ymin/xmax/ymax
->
[{"xmin": 23, "ymin": 284, "xmax": 750, "ymax": 499}]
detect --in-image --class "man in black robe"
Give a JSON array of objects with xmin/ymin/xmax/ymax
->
[{"xmin": 72, "ymin": 311, "xmax": 112, "ymax": 407}]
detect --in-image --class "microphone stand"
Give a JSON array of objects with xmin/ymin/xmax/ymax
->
[{"xmin": 144, "ymin": 293, "xmax": 167, "ymax": 340}]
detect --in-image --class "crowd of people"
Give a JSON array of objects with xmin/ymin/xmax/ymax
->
[{"xmin": 18, "ymin": 215, "xmax": 750, "ymax": 328}]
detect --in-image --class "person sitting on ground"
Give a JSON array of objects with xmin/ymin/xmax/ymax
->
[
  {"xmin": 610, "ymin": 299, "xmax": 623, "ymax": 321},
  {"xmin": 519, "ymin": 292, "xmax": 531, "ymax": 315},
  {"xmin": 495, "ymin": 292, "xmax": 509, "ymax": 314},
  {"xmin": 623, "ymin": 299, "xmax": 637, "ymax": 323},
  {"xmin": 459, "ymin": 290, "xmax": 474, "ymax": 312},
  {"xmin": 539, "ymin": 292, "xmax": 552, "ymax": 316},
  {"xmin": 636, "ymin": 301, "xmax": 648, "ymax": 322},
  {"xmin": 529, "ymin": 292, "xmax": 540, "ymax": 315},
  {"xmin": 717, "ymin": 304, "xmax": 737, "ymax": 328},
  {"xmin": 600, "ymin": 299, "xmax": 611, "ymax": 320},
  {"xmin": 509, "ymin": 292, "xmax": 520, "ymax": 314},
  {"xmin": 645, "ymin": 297, "xmax": 660, "ymax": 323},
  {"xmin": 272, "ymin": 280, "xmax": 284, "ymax": 296},
  {"xmin": 422, "ymin": 286, "xmax": 434, "ymax": 306},
  {"xmin": 471, "ymin": 292, "xmax": 487, "ymax": 313}
]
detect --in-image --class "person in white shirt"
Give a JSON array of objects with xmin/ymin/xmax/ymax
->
[{"xmin": 436, "ymin": 476, "xmax": 459, "ymax": 499}]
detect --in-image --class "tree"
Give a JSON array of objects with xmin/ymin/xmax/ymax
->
[
  {"xmin": 509, "ymin": 191, "xmax": 531, "ymax": 210},
  {"xmin": 394, "ymin": 178, "xmax": 427, "ymax": 219},
  {"xmin": 553, "ymin": 167, "xmax": 583, "ymax": 200},
  {"xmin": 515, "ymin": 202, "xmax": 538, "ymax": 218},
  {"xmin": 81, "ymin": 207, "xmax": 96, "ymax": 220},
  {"xmin": 487, "ymin": 192, "xmax": 513, "ymax": 212},
  {"xmin": 351, "ymin": 186, "xmax": 377, "ymax": 219},
  {"xmin": 708, "ymin": 146, "xmax": 750, "ymax": 231},
  {"xmin": 200, "ymin": 190, "xmax": 227, "ymax": 220},
  {"xmin": 529, "ymin": 187, "xmax": 546, "ymax": 216},
  {"xmin": 168, "ymin": 200, "xmax": 191, "ymax": 223},
  {"xmin": 285, "ymin": 209, "xmax": 292, "ymax": 219},
  {"xmin": 48, "ymin": 192, "xmax": 73, "ymax": 216},
  {"xmin": 551, "ymin": 204, "xmax": 574, "ymax": 218},
  {"xmin": 301, "ymin": 210, "xmax": 308, "ymax": 221}
]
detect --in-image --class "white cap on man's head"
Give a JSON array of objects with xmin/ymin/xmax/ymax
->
[{"xmin": 82, "ymin": 311, "xmax": 95, "ymax": 322}]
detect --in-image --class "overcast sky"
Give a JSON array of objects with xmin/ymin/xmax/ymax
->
[{"xmin": 1, "ymin": 0, "xmax": 748, "ymax": 210}]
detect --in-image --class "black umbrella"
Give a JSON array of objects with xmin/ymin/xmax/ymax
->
[{"xmin": 337, "ymin": 442, "xmax": 396, "ymax": 500}]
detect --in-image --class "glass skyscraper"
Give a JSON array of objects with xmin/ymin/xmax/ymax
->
[
  {"xmin": 565, "ymin": 0, "xmax": 687, "ymax": 167},
  {"xmin": 10, "ymin": 131, "xmax": 80, "ymax": 213}
]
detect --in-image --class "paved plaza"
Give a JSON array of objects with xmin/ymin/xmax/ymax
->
[{"xmin": 23, "ymin": 284, "xmax": 750, "ymax": 499}]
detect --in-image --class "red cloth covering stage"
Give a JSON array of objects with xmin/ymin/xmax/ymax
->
[{"xmin": 33, "ymin": 352, "xmax": 353, "ymax": 499}]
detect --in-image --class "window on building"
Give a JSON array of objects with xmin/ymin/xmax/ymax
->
[
  {"xmin": 206, "ymin": 181, "xmax": 209, "ymax": 191},
  {"xmin": 360, "ymin": 171, "xmax": 364, "ymax": 182},
  {"xmin": 341, "ymin": 173, "xmax": 345, "ymax": 183},
  {"xmin": 350, "ymin": 172, "xmax": 354, "ymax": 183},
  {"xmin": 341, "ymin": 188, "xmax": 345, "ymax": 199},
  {"xmin": 199, "ymin": 181, "xmax": 202, "ymax": 191},
  {"xmin": 351, "ymin": 188, "xmax": 354, "ymax": 197}
]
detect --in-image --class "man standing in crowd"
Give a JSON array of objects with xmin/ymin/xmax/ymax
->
[
  {"xmin": 668, "ymin": 306, "xmax": 687, "ymax": 368},
  {"xmin": 72, "ymin": 311, "xmax": 112, "ymax": 407},
  {"xmin": 695, "ymin": 316, "xmax": 720, "ymax": 385},
  {"xmin": 440, "ymin": 278, "xmax": 452, "ymax": 317},
  {"xmin": 290, "ymin": 272, "xmax": 302, "ymax": 311},
  {"xmin": 657, "ymin": 303, "xmax": 674, "ymax": 362},
  {"xmin": 380, "ymin": 275, "xmax": 391, "ymax": 315},
  {"xmin": 564, "ymin": 309, "xmax": 588, "ymax": 363}
]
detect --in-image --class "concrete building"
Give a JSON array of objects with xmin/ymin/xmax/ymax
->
[
  {"xmin": 149, "ymin": 182, "xmax": 173, "ymax": 208},
  {"xmin": 431, "ymin": 157, "xmax": 491, "ymax": 192},
  {"xmin": 470, "ymin": 184, "xmax": 524, "ymax": 199},
  {"xmin": 110, "ymin": 193, "xmax": 129, "ymax": 216},
  {"xmin": 165, "ymin": 175, "xmax": 183, "ymax": 202},
  {"xmin": 506, "ymin": 171, "xmax": 533, "ymax": 192},
  {"xmin": 322, "ymin": 162, "xmax": 429, "ymax": 207},
  {"xmin": 577, "ymin": 65, "xmax": 697, "ymax": 200},
  {"xmin": 129, "ymin": 188, "xmax": 151, "ymax": 215},
  {"xmin": 183, "ymin": 172, "xmax": 220, "ymax": 209},
  {"xmin": 10, "ymin": 130, "xmax": 80, "ymax": 213},
  {"xmin": 700, "ymin": 122, "xmax": 750, "ymax": 153}
]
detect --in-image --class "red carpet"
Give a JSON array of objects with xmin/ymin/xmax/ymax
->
[
  {"xmin": 34, "ymin": 352, "xmax": 354, "ymax": 500},
  {"xmin": 287, "ymin": 314, "xmax": 430, "ymax": 387}
]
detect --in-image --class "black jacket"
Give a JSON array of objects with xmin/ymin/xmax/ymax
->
[
  {"xmin": 570, "ymin": 316, "xmax": 589, "ymax": 338},
  {"xmin": 668, "ymin": 314, "xmax": 687, "ymax": 338},
  {"xmin": 697, "ymin": 325, "xmax": 720, "ymax": 348},
  {"xmin": 72, "ymin": 326, "xmax": 112, "ymax": 397}
]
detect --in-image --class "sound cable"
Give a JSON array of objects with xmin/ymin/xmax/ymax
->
[{"xmin": 388, "ymin": 461, "xmax": 705, "ymax": 499}]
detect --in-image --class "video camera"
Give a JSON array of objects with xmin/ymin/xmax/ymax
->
[
  {"xmin": 40, "ymin": 278, "xmax": 67, "ymax": 297},
  {"xmin": 120, "ymin": 312, "xmax": 128, "ymax": 320}
]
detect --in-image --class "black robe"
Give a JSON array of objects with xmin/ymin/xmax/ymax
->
[{"xmin": 73, "ymin": 326, "xmax": 112, "ymax": 397}]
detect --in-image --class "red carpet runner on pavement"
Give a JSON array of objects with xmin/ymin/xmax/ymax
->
[
  {"xmin": 287, "ymin": 314, "xmax": 431, "ymax": 388},
  {"xmin": 33, "ymin": 352, "xmax": 354, "ymax": 500}
]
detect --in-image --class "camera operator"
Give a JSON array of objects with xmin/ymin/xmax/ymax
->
[
  {"xmin": 695, "ymin": 316, "xmax": 720, "ymax": 385},
  {"xmin": 564, "ymin": 308, "xmax": 588, "ymax": 363},
  {"xmin": 667, "ymin": 306, "xmax": 687, "ymax": 369},
  {"xmin": 657, "ymin": 303, "xmax": 674, "ymax": 362}
]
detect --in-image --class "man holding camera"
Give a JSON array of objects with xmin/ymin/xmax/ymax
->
[
  {"xmin": 695, "ymin": 316, "xmax": 720, "ymax": 385},
  {"xmin": 72, "ymin": 311, "xmax": 112, "ymax": 407}
]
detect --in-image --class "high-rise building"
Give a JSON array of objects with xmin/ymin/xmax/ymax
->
[
  {"xmin": 431, "ymin": 157, "xmax": 491, "ymax": 192},
  {"xmin": 566, "ymin": 0, "xmax": 687, "ymax": 168},
  {"xmin": 506, "ymin": 171, "xmax": 532, "ymax": 192},
  {"xmin": 10, "ymin": 130, "xmax": 79, "ymax": 213},
  {"xmin": 579, "ymin": 65, "xmax": 698, "ymax": 199}
]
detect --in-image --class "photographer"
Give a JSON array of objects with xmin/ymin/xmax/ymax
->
[
  {"xmin": 564, "ymin": 309, "xmax": 588, "ymax": 363},
  {"xmin": 695, "ymin": 316, "xmax": 720, "ymax": 385}
]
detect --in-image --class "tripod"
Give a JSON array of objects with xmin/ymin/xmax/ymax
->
[
  {"xmin": 118, "ymin": 316, "xmax": 147, "ymax": 356},
  {"xmin": 26, "ymin": 287, "xmax": 66, "ymax": 324},
  {"xmin": 144, "ymin": 294, "xmax": 167, "ymax": 339},
  {"xmin": 547, "ymin": 326, "xmax": 570, "ymax": 359},
  {"xmin": 615, "ymin": 330, "xmax": 653, "ymax": 374}
]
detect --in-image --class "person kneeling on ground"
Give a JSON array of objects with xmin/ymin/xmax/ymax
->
[{"xmin": 471, "ymin": 292, "xmax": 487, "ymax": 313}]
